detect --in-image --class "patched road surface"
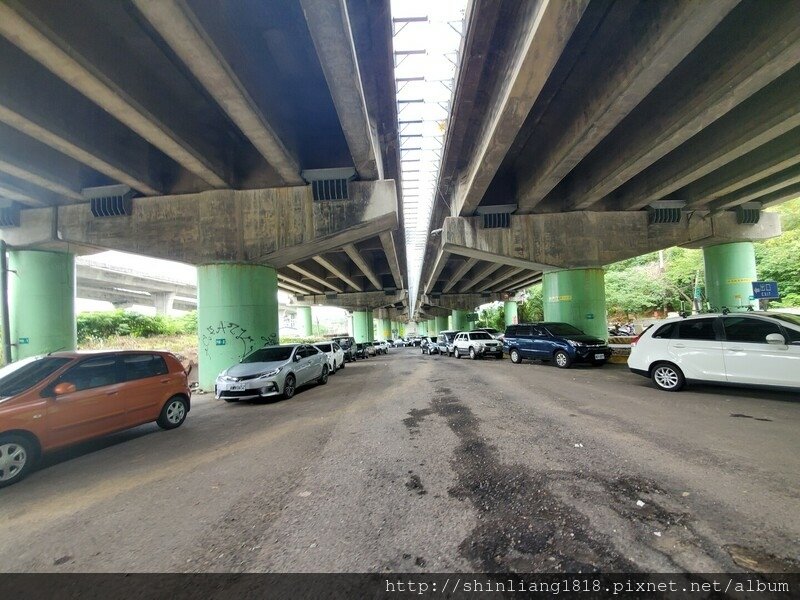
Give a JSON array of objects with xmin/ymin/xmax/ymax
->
[{"xmin": 0, "ymin": 349, "xmax": 798, "ymax": 573}]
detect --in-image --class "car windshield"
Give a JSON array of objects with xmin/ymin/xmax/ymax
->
[
  {"xmin": 333, "ymin": 338, "xmax": 352, "ymax": 348},
  {"xmin": 765, "ymin": 312, "xmax": 800, "ymax": 327},
  {"xmin": 470, "ymin": 332, "xmax": 493, "ymax": 340},
  {"xmin": 0, "ymin": 356, "xmax": 72, "ymax": 397},
  {"xmin": 315, "ymin": 343, "xmax": 332, "ymax": 352},
  {"xmin": 544, "ymin": 323, "xmax": 585, "ymax": 336},
  {"xmin": 241, "ymin": 347, "xmax": 294, "ymax": 363},
  {"xmin": 482, "ymin": 328, "xmax": 499, "ymax": 334}
]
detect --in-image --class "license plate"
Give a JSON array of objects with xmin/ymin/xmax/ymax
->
[
  {"xmin": 594, "ymin": 353, "xmax": 605, "ymax": 360},
  {"xmin": 228, "ymin": 383, "xmax": 246, "ymax": 392}
]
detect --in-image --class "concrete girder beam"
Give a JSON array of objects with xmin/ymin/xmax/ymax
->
[
  {"xmin": 458, "ymin": 262, "xmax": 504, "ymax": 293},
  {"xmin": 441, "ymin": 211, "xmax": 781, "ymax": 270},
  {"xmin": 477, "ymin": 266, "xmax": 525, "ymax": 293},
  {"xmin": 0, "ymin": 42, "xmax": 163, "ymax": 196},
  {"xmin": 516, "ymin": 0, "xmax": 738, "ymax": 212},
  {"xmin": 0, "ymin": 1, "xmax": 228, "ymax": 189},
  {"xmin": 453, "ymin": 0, "xmax": 589, "ymax": 217},
  {"xmin": 0, "ymin": 180, "xmax": 399, "ymax": 267},
  {"xmin": 343, "ymin": 243, "xmax": 382, "ymax": 290},
  {"xmin": 561, "ymin": 2, "xmax": 800, "ymax": 211},
  {"xmin": 379, "ymin": 231, "xmax": 404, "ymax": 289},
  {"xmin": 681, "ymin": 126, "xmax": 800, "ymax": 207},
  {"xmin": 286, "ymin": 262, "xmax": 343, "ymax": 294},
  {"xmin": 421, "ymin": 293, "xmax": 502, "ymax": 312},
  {"xmin": 442, "ymin": 257, "xmax": 478, "ymax": 294},
  {"xmin": 299, "ymin": 0, "xmax": 382, "ymax": 181},
  {"xmin": 615, "ymin": 65, "xmax": 800, "ymax": 211},
  {"xmin": 132, "ymin": 0, "xmax": 303, "ymax": 187},
  {"xmin": 312, "ymin": 253, "xmax": 363, "ymax": 292},
  {"xmin": 296, "ymin": 290, "xmax": 406, "ymax": 312},
  {"xmin": 276, "ymin": 273, "xmax": 323, "ymax": 295},
  {"xmin": 423, "ymin": 248, "xmax": 450, "ymax": 295},
  {"xmin": 708, "ymin": 164, "xmax": 800, "ymax": 212},
  {"xmin": 0, "ymin": 124, "xmax": 86, "ymax": 203}
]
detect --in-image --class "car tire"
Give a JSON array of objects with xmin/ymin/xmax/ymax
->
[
  {"xmin": 157, "ymin": 395, "xmax": 188, "ymax": 430},
  {"xmin": 553, "ymin": 350, "xmax": 572, "ymax": 369},
  {"xmin": 340, "ymin": 360, "xmax": 345, "ymax": 370},
  {"xmin": 651, "ymin": 362, "xmax": 685, "ymax": 392},
  {"xmin": 318, "ymin": 364, "xmax": 329, "ymax": 385},
  {"xmin": 454, "ymin": 348, "xmax": 460, "ymax": 359},
  {"xmin": 510, "ymin": 349, "xmax": 521, "ymax": 364},
  {"xmin": 0, "ymin": 434, "xmax": 35, "ymax": 489},
  {"xmin": 283, "ymin": 374, "xmax": 296, "ymax": 399},
  {"xmin": 469, "ymin": 347, "xmax": 477, "ymax": 360}
]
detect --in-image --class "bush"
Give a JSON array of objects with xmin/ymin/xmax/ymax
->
[{"xmin": 77, "ymin": 310, "xmax": 197, "ymax": 343}]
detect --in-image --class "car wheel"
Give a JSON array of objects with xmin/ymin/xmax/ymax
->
[
  {"xmin": 0, "ymin": 434, "xmax": 35, "ymax": 489},
  {"xmin": 157, "ymin": 396, "xmax": 188, "ymax": 430},
  {"xmin": 318, "ymin": 364, "xmax": 329, "ymax": 385},
  {"xmin": 469, "ymin": 347, "xmax": 477, "ymax": 360},
  {"xmin": 510, "ymin": 349, "xmax": 521, "ymax": 364},
  {"xmin": 651, "ymin": 362, "xmax": 685, "ymax": 392},
  {"xmin": 283, "ymin": 374, "xmax": 296, "ymax": 399},
  {"xmin": 553, "ymin": 350, "xmax": 572, "ymax": 369},
  {"xmin": 454, "ymin": 348, "xmax": 460, "ymax": 359},
  {"xmin": 340, "ymin": 360, "xmax": 345, "ymax": 370}
]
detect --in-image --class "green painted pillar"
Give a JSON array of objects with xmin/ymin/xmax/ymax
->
[
  {"xmin": 198, "ymin": 263, "xmax": 279, "ymax": 390},
  {"xmin": 7, "ymin": 250, "xmax": 76, "ymax": 361},
  {"xmin": 390, "ymin": 320, "xmax": 398, "ymax": 337},
  {"xmin": 451, "ymin": 309, "xmax": 468, "ymax": 331},
  {"xmin": 427, "ymin": 318, "xmax": 437, "ymax": 336},
  {"xmin": 435, "ymin": 315, "xmax": 448, "ymax": 333},
  {"xmin": 416, "ymin": 321, "xmax": 427, "ymax": 336},
  {"xmin": 368, "ymin": 317, "xmax": 375, "ymax": 342},
  {"xmin": 504, "ymin": 300, "xmax": 519, "ymax": 327},
  {"xmin": 378, "ymin": 318, "xmax": 391, "ymax": 340},
  {"xmin": 543, "ymin": 268, "xmax": 607, "ymax": 340},
  {"xmin": 296, "ymin": 305, "xmax": 312, "ymax": 337},
  {"xmin": 352, "ymin": 310, "xmax": 370, "ymax": 343},
  {"xmin": 448, "ymin": 315, "xmax": 453, "ymax": 330},
  {"xmin": 703, "ymin": 242, "xmax": 758, "ymax": 312}
]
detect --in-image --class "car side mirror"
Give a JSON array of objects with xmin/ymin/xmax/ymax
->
[
  {"xmin": 53, "ymin": 382, "xmax": 77, "ymax": 396},
  {"xmin": 293, "ymin": 354, "xmax": 301, "ymax": 362},
  {"xmin": 766, "ymin": 333, "xmax": 786, "ymax": 345}
]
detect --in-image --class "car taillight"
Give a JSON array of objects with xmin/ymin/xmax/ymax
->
[{"xmin": 630, "ymin": 334, "xmax": 642, "ymax": 347}]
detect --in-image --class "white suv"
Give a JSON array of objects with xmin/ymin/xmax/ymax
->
[
  {"xmin": 452, "ymin": 331, "xmax": 504, "ymax": 359},
  {"xmin": 628, "ymin": 312, "xmax": 800, "ymax": 392}
]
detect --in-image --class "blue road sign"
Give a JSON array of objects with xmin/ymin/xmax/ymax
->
[{"xmin": 752, "ymin": 281, "xmax": 779, "ymax": 299}]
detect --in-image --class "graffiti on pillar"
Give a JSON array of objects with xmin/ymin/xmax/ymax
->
[
  {"xmin": 200, "ymin": 320, "xmax": 258, "ymax": 363},
  {"xmin": 259, "ymin": 333, "xmax": 279, "ymax": 347}
]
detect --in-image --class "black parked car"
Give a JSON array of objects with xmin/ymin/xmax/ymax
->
[
  {"xmin": 503, "ymin": 322, "xmax": 612, "ymax": 368},
  {"xmin": 332, "ymin": 336, "xmax": 357, "ymax": 362}
]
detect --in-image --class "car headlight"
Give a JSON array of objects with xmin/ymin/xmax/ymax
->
[
  {"xmin": 258, "ymin": 367, "xmax": 282, "ymax": 379},
  {"xmin": 567, "ymin": 340, "xmax": 584, "ymax": 347}
]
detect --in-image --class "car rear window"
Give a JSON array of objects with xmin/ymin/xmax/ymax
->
[
  {"xmin": 676, "ymin": 318, "xmax": 717, "ymax": 341},
  {"xmin": 652, "ymin": 322, "xmax": 677, "ymax": 339},
  {"xmin": 723, "ymin": 317, "xmax": 781, "ymax": 343},
  {"xmin": 316, "ymin": 343, "xmax": 332, "ymax": 352},
  {"xmin": 122, "ymin": 354, "xmax": 168, "ymax": 381}
]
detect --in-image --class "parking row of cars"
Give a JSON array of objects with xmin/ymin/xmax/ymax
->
[{"xmin": 419, "ymin": 311, "xmax": 800, "ymax": 393}]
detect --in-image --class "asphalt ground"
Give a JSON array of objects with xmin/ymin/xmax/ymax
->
[{"xmin": 0, "ymin": 348, "xmax": 797, "ymax": 573}]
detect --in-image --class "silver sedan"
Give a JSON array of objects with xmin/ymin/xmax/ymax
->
[{"xmin": 215, "ymin": 344, "xmax": 328, "ymax": 402}]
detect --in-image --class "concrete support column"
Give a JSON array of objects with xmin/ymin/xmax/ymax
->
[
  {"xmin": 7, "ymin": 250, "xmax": 76, "ymax": 361},
  {"xmin": 352, "ymin": 310, "xmax": 370, "ymax": 343},
  {"xmin": 296, "ymin": 305, "xmax": 312, "ymax": 337},
  {"xmin": 417, "ymin": 321, "xmax": 428, "ymax": 336},
  {"xmin": 435, "ymin": 315, "xmax": 448, "ymax": 334},
  {"xmin": 427, "ymin": 318, "xmax": 437, "ymax": 336},
  {"xmin": 368, "ymin": 316, "xmax": 375, "ymax": 342},
  {"xmin": 390, "ymin": 320, "xmax": 398, "ymax": 338},
  {"xmin": 451, "ymin": 310, "xmax": 468, "ymax": 331},
  {"xmin": 504, "ymin": 300, "xmax": 519, "ymax": 327},
  {"xmin": 153, "ymin": 291, "xmax": 176, "ymax": 315},
  {"xmin": 197, "ymin": 263, "xmax": 279, "ymax": 390},
  {"xmin": 703, "ymin": 242, "xmax": 758, "ymax": 312},
  {"xmin": 543, "ymin": 268, "xmax": 607, "ymax": 340},
  {"xmin": 377, "ymin": 318, "xmax": 391, "ymax": 340}
]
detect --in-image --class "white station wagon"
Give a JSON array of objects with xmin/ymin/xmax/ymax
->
[{"xmin": 628, "ymin": 312, "xmax": 800, "ymax": 392}]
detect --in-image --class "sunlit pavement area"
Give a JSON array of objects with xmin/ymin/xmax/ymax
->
[{"xmin": 0, "ymin": 349, "xmax": 797, "ymax": 573}]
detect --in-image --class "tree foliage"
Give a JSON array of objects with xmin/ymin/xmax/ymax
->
[{"xmin": 77, "ymin": 310, "xmax": 197, "ymax": 343}]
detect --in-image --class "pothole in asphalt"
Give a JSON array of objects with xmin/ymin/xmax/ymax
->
[
  {"xmin": 405, "ymin": 472, "xmax": 427, "ymax": 496},
  {"xmin": 725, "ymin": 544, "xmax": 799, "ymax": 573}
]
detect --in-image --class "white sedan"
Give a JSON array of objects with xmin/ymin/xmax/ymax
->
[{"xmin": 313, "ymin": 341, "xmax": 346, "ymax": 374}]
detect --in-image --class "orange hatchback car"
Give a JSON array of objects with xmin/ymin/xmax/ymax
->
[{"xmin": 0, "ymin": 350, "xmax": 191, "ymax": 488}]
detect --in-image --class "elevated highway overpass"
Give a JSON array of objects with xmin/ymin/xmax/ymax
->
[
  {"xmin": 416, "ymin": 0, "xmax": 794, "ymax": 337},
  {"xmin": 0, "ymin": 0, "xmax": 408, "ymax": 386},
  {"xmin": 1, "ymin": 0, "xmax": 799, "ymax": 384}
]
